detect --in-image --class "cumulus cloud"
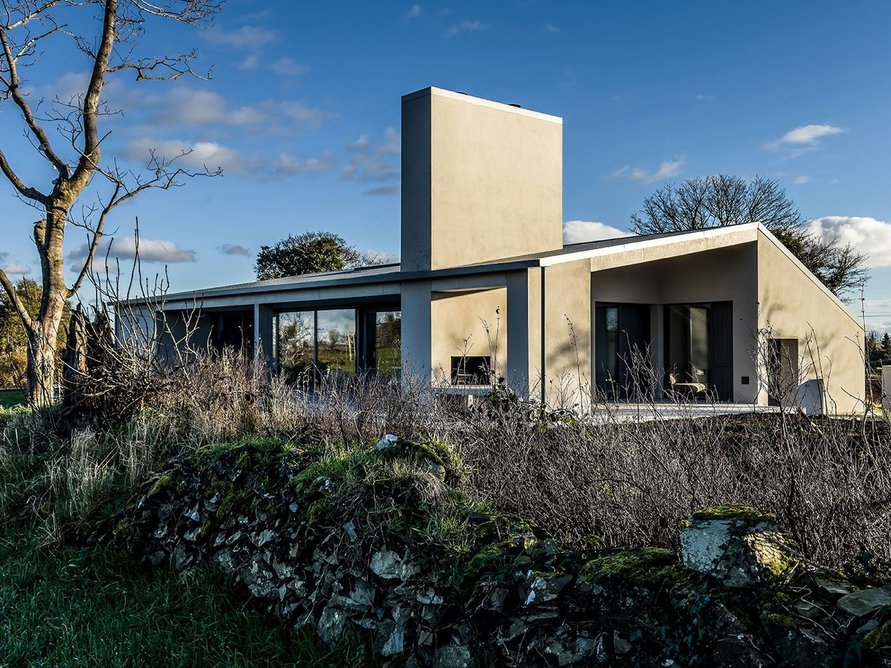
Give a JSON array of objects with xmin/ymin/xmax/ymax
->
[
  {"xmin": 611, "ymin": 157, "xmax": 685, "ymax": 184},
  {"xmin": 794, "ymin": 175, "xmax": 810, "ymax": 185},
  {"xmin": 808, "ymin": 216, "xmax": 891, "ymax": 268},
  {"xmin": 562, "ymin": 221, "xmax": 633, "ymax": 245},
  {"xmin": 69, "ymin": 236, "xmax": 196, "ymax": 264},
  {"xmin": 444, "ymin": 19, "xmax": 487, "ymax": 38},
  {"xmin": 123, "ymin": 139, "xmax": 335, "ymax": 178},
  {"xmin": 218, "ymin": 244, "xmax": 251, "ymax": 256},
  {"xmin": 203, "ymin": 25, "xmax": 279, "ymax": 50},
  {"xmin": 0, "ymin": 253, "xmax": 32, "ymax": 275},
  {"xmin": 342, "ymin": 128, "xmax": 401, "ymax": 195},
  {"xmin": 240, "ymin": 55, "xmax": 309, "ymax": 78},
  {"xmin": 153, "ymin": 88, "xmax": 265, "ymax": 127},
  {"xmin": 268, "ymin": 57, "xmax": 310, "ymax": 77}
]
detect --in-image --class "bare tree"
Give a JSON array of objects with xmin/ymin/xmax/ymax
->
[
  {"xmin": 631, "ymin": 175, "xmax": 868, "ymax": 296},
  {"xmin": 0, "ymin": 0, "xmax": 221, "ymax": 407}
]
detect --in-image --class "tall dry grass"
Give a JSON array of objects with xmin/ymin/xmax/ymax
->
[{"xmin": 2, "ymin": 347, "xmax": 889, "ymax": 570}]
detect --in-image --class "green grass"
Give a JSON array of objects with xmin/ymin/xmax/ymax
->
[
  {"xmin": 0, "ymin": 389, "xmax": 24, "ymax": 409},
  {"xmin": 0, "ymin": 526, "xmax": 374, "ymax": 667}
]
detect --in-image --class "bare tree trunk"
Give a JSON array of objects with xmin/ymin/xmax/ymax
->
[
  {"xmin": 26, "ymin": 325, "xmax": 57, "ymax": 406},
  {"xmin": 0, "ymin": 0, "xmax": 220, "ymax": 407}
]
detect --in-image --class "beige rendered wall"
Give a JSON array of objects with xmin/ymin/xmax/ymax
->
[
  {"xmin": 401, "ymin": 87, "xmax": 563, "ymax": 271},
  {"xmin": 542, "ymin": 259, "xmax": 592, "ymax": 408},
  {"xmin": 589, "ymin": 243, "xmax": 761, "ymax": 403},
  {"xmin": 757, "ymin": 230, "xmax": 865, "ymax": 414},
  {"xmin": 430, "ymin": 287, "xmax": 508, "ymax": 384}
]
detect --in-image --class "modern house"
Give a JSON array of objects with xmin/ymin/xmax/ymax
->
[{"xmin": 132, "ymin": 87, "xmax": 866, "ymax": 414}]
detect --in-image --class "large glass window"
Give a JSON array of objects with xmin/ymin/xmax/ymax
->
[
  {"xmin": 316, "ymin": 309, "xmax": 357, "ymax": 374},
  {"xmin": 666, "ymin": 304, "xmax": 710, "ymax": 390},
  {"xmin": 278, "ymin": 311, "xmax": 314, "ymax": 375},
  {"xmin": 277, "ymin": 309, "xmax": 357, "ymax": 377},
  {"xmin": 372, "ymin": 311, "xmax": 401, "ymax": 374}
]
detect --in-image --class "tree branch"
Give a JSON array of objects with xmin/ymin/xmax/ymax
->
[
  {"xmin": 0, "ymin": 23, "xmax": 70, "ymax": 177},
  {"xmin": 0, "ymin": 146, "xmax": 47, "ymax": 203},
  {"xmin": 70, "ymin": 0, "xmax": 117, "ymax": 188},
  {"xmin": 0, "ymin": 268, "xmax": 34, "ymax": 332}
]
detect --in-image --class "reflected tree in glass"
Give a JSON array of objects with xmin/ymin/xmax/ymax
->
[
  {"xmin": 317, "ymin": 309, "xmax": 356, "ymax": 374},
  {"xmin": 278, "ymin": 312, "xmax": 314, "ymax": 375}
]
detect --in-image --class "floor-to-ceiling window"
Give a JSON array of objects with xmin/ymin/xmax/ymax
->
[
  {"xmin": 277, "ymin": 309, "xmax": 356, "ymax": 378},
  {"xmin": 666, "ymin": 305, "xmax": 711, "ymax": 389},
  {"xmin": 277, "ymin": 307, "xmax": 400, "ymax": 379},
  {"xmin": 316, "ymin": 309, "xmax": 357, "ymax": 374},
  {"xmin": 364, "ymin": 310, "xmax": 401, "ymax": 374},
  {"xmin": 278, "ymin": 311, "xmax": 314, "ymax": 376},
  {"xmin": 664, "ymin": 302, "xmax": 733, "ymax": 401},
  {"xmin": 595, "ymin": 303, "xmax": 651, "ymax": 398}
]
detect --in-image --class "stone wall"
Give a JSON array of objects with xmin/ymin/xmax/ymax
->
[{"xmin": 103, "ymin": 439, "xmax": 891, "ymax": 666}]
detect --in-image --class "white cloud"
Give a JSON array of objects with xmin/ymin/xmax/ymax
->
[
  {"xmin": 444, "ymin": 19, "xmax": 487, "ymax": 38},
  {"xmin": 274, "ymin": 150, "xmax": 336, "ymax": 176},
  {"xmin": 124, "ymin": 139, "xmax": 335, "ymax": 178},
  {"xmin": 69, "ymin": 236, "xmax": 197, "ymax": 264},
  {"xmin": 268, "ymin": 57, "xmax": 309, "ymax": 77},
  {"xmin": 545, "ymin": 24, "xmax": 561, "ymax": 33},
  {"xmin": 124, "ymin": 138, "xmax": 241, "ymax": 171},
  {"xmin": 794, "ymin": 175, "xmax": 810, "ymax": 185},
  {"xmin": 218, "ymin": 244, "xmax": 251, "ymax": 256},
  {"xmin": 0, "ymin": 253, "xmax": 32, "ymax": 275},
  {"xmin": 407, "ymin": 4, "xmax": 421, "ymax": 18},
  {"xmin": 777, "ymin": 124, "xmax": 846, "ymax": 146},
  {"xmin": 766, "ymin": 124, "xmax": 847, "ymax": 155},
  {"xmin": 611, "ymin": 157, "xmax": 685, "ymax": 184},
  {"xmin": 146, "ymin": 89, "xmax": 330, "ymax": 132},
  {"xmin": 379, "ymin": 127, "xmax": 401, "ymax": 155},
  {"xmin": 203, "ymin": 25, "xmax": 279, "ymax": 50},
  {"xmin": 279, "ymin": 101, "xmax": 329, "ymax": 129},
  {"xmin": 808, "ymin": 216, "xmax": 891, "ymax": 268},
  {"xmin": 342, "ymin": 129, "xmax": 401, "ymax": 194},
  {"xmin": 562, "ymin": 221, "xmax": 633, "ymax": 245}
]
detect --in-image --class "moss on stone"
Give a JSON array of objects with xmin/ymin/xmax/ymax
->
[
  {"xmin": 582, "ymin": 547, "xmax": 678, "ymax": 585},
  {"xmin": 147, "ymin": 473, "xmax": 174, "ymax": 497},
  {"xmin": 691, "ymin": 505, "xmax": 776, "ymax": 524},
  {"xmin": 863, "ymin": 620, "xmax": 891, "ymax": 649},
  {"xmin": 761, "ymin": 611, "xmax": 801, "ymax": 630}
]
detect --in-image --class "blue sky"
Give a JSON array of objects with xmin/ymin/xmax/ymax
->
[{"xmin": 1, "ymin": 0, "xmax": 890, "ymax": 330}]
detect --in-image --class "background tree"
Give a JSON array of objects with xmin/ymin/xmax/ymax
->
[
  {"xmin": 0, "ymin": 278, "xmax": 69, "ymax": 388},
  {"xmin": 0, "ymin": 0, "xmax": 220, "ymax": 407},
  {"xmin": 631, "ymin": 175, "xmax": 868, "ymax": 296},
  {"xmin": 255, "ymin": 232, "xmax": 363, "ymax": 280},
  {"xmin": 883, "ymin": 332, "xmax": 891, "ymax": 360}
]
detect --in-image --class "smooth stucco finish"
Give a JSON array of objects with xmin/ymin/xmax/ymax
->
[
  {"xmin": 542, "ymin": 259, "xmax": 592, "ymax": 408},
  {"xmin": 430, "ymin": 287, "xmax": 508, "ymax": 384},
  {"xmin": 590, "ymin": 243, "xmax": 760, "ymax": 403},
  {"xmin": 401, "ymin": 87, "xmax": 563, "ymax": 272},
  {"xmin": 756, "ymin": 230, "xmax": 865, "ymax": 414}
]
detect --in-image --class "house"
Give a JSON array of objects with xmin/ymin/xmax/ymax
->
[{"xmin": 127, "ymin": 86, "xmax": 866, "ymax": 414}]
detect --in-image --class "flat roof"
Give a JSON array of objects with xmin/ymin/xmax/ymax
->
[{"xmin": 131, "ymin": 225, "xmax": 755, "ymax": 306}]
